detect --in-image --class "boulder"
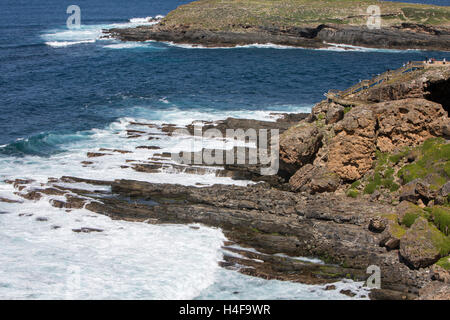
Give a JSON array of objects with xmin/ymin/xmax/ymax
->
[
  {"xmin": 368, "ymin": 217, "xmax": 387, "ymax": 233},
  {"xmin": 399, "ymin": 182, "xmax": 420, "ymax": 202},
  {"xmin": 431, "ymin": 263, "xmax": 450, "ymax": 283},
  {"xmin": 289, "ymin": 164, "xmax": 340, "ymax": 194},
  {"xmin": 399, "ymin": 217, "xmax": 442, "ymax": 269},
  {"xmin": 379, "ymin": 219, "xmax": 405, "ymax": 250},
  {"xmin": 279, "ymin": 123, "xmax": 323, "ymax": 175},
  {"xmin": 399, "ymin": 178, "xmax": 440, "ymax": 203},
  {"xmin": 440, "ymin": 181, "xmax": 450, "ymax": 197},
  {"xmin": 326, "ymin": 104, "xmax": 344, "ymax": 124}
]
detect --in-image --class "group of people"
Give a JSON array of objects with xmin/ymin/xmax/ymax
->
[{"xmin": 424, "ymin": 57, "xmax": 447, "ymax": 65}]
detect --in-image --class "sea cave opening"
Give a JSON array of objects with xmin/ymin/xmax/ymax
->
[{"xmin": 424, "ymin": 79, "xmax": 450, "ymax": 115}]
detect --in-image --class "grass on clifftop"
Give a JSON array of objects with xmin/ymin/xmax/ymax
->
[{"xmin": 161, "ymin": 0, "xmax": 450, "ymax": 30}]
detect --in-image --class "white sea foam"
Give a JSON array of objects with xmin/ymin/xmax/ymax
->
[
  {"xmin": 0, "ymin": 97, "xmax": 369, "ymax": 300},
  {"xmin": 127, "ymin": 106, "xmax": 310, "ymax": 127},
  {"xmin": 273, "ymin": 253, "xmax": 325, "ymax": 265},
  {"xmin": 0, "ymin": 111, "xmax": 273, "ymax": 187},
  {"xmin": 129, "ymin": 17, "xmax": 153, "ymax": 24},
  {"xmin": 103, "ymin": 42, "xmax": 161, "ymax": 50},
  {"xmin": 42, "ymin": 17, "xmax": 161, "ymax": 48},
  {"xmin": 164, "ymin": 42, "xmax": 302, "ymax": 50},
  {"xmin": 129, "ymin": 15, "xmax": 164, "ymax": 24},
  {"xmin": 321, "ymin": 42, "xmax": 423, "ymax": 53},
  {"xmin": 197, "ymin": 270, "xmax": 370, "ymax": 300},
  {"xmin": 0, "ymin": 198, "xmax": 225, "ymax": 299},
  {"xmin": 45, "ymin": 40, "xmax": 96, "ymax": 47},
  {"xmin": 164, "ymin": 40, "xmax": 423, "ymax": 53},
  {"xmin": 0, "ymin": 195, "xmax": 370, "ymax": 300}
]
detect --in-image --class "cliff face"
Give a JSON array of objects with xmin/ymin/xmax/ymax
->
[
  {"xmin": 278, "ymin": 65, "xmax": 450, "ymax": 299},
  {"xmin": 105, "ymin": 0, "xmax": 450, "ymax": 50},
  {"xmin": 282, "ymin": 65, "xmax": 450, "ymax": 183}
]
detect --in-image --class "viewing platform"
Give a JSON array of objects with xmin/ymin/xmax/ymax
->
[{"xmin": 325, "ymin": 60, "xmax": 449, "ymax": 102}]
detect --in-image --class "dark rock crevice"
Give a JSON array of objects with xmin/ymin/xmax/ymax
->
[{"xmin": 425, "ymin": 78, "xmax": 450, "ymax": 115}]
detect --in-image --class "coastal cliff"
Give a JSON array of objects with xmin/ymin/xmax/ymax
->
[
  {"xmin": 105, "ymin": 0, "xmax": 450, "ymax": 50},
  {"xmin": 4, "ymin": 62, "xmax": 449, "ymax": 299}
]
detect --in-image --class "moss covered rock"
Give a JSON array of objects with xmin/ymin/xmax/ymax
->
[{"xmin": 399, "ymin": 217, "xmax": 445, "ymax": 269}]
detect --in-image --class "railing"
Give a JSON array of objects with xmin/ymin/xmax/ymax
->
[{"xmin": 326, "ymin": 61, "xmax": 426, "ymax": 100}]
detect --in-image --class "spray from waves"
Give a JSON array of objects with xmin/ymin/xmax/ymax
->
[
  {"xmin": 129, "ymin": 15, "xmax": 164, "ymax": 24},
  {"xmin": 41, "ymin": 16, "xmax": 163, "ymax": 48},
  {"xmin": 0, "ymin": 196, "xmax": 370, "ymax": 300},
  {"xmin": 0, "ymin": 104, "xmax": 310, "ymax": 158},
  {"xmin": 45, "ymin": 40, "xmax": 96, "ymax": 48},
  {"xmin": 0, "ymin": 196, "xmax": 225, "ymax": 299},
  {"xmin": 103, "ymin": 41, "xmax": 164, "ymax": 50},
  {"xmin": 125, "ymin": 104, "xmax": 313, "ymax": 126}
]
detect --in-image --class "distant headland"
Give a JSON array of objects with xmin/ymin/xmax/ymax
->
[{"xmin": 105, "ymin": 0, "xmax": 450, "ymax": 51}]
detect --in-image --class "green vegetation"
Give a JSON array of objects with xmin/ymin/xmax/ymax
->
[
  {"xmin": 389, "ymin": 148, "xmax": 410, "ymax": 164},
  {"xmin": 397, "ymin": 138, "xmax": 450, "ymax": 189},
  {"xmin": 402, "ymin": 211, "xmax": 420, "ymax": 228},
  {"xmin": 250, "ymin": 227, "xmax": 261, "ymax": 233},
  {"xmin": 360, "ymin": 139, "xmax": 449, "ymax": 196},
  {"xmin": 402, "ymin": 7, "xmax": 450, "ymax": 25},
  {"xmin": 350, "ymin": 180, "xmax": 360, "ymax": 189},
  {"xmin": 396, "ymin": 206, "xmax": 450, "ymax": 256},
  {"xmin": 380, "ymin": 213, "xmax": 407, "ymax": 238},
  {"xmin": 429, "ymin": 223, "xmax": 450, "ymax": 256},
  {"xmin": 430, "ymin": 206, "xmax": 450, "ymax": 236},
  {"xmin": 343, "ymin": 106, "xmax": 352, "ymax": 114},
  {"xmin": 363, "ymin": 151, "xmax": 400, "ymax": 195},
  {"xmin": 346, "ymin": 189, "xmax": 359, "ymax": 198},
  {"xmin": 436, "ymin": 256, "xmax": 450, "ymax": 270},
  {"xmin": 161, "ymin": 0, "xmax": 450, "ymax": 31},
  {"xmin": 391, "ymin": 223, "xmax": 407, "ymax": 239}
]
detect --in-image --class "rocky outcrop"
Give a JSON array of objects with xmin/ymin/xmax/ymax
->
[
  {"xmin": 280, "ymin": 66, "xmax": 450, "ymax": 185},
  {"xmin": 279, "ymin": 123, "xmax": 323, "ymax": 175},
  {"xmin": 327, "ymin": 106, "xmax": 377, "ymax": 181},
  {"xmin": 105, "ymin": 22, "xmax": 450, "ymax": 51},
  {"xmin": 399, "ymin": 217, "xmax": 442, "ymax": 269},
  {"xmin": 374, "ymin": 99, "xmax": 447, "ymax": 153}
]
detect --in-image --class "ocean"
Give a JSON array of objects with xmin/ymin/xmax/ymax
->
[{"xmin": 0, "ymin": 0, "xmax": 449, "ymax": 299}]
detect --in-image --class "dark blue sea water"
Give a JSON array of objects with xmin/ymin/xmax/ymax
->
[{"xmin": 1, "ymin": 0, "xmax": 449, "ymax": 150}]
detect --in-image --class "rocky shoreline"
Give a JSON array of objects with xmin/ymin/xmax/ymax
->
[
  {"xmin": 106, "ymin": 22, "xmax": 450, "ymax": 51},
  {"xmin": 2, "ymin": 63, "xmax": 449, "ymax": 300}
]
